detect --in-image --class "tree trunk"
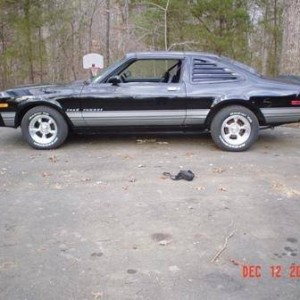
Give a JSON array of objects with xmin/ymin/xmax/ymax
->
[
  {"xmin": 280, "ymin": 0, "xmax": 300, "ymax": 74},
  {"xmin": 24, "ymin": 0, "xmax": 35, "ymax": 83},
  {"xmin": 0, "ymin": 22, "xmax": 8, "ymax": 89},
  {"xmin": 106, "ymin": 0, "xmax": 110, "ymax": 65}
]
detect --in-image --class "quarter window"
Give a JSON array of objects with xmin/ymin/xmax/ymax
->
[{"xmin": 192, "ymin": 58, "xmax": 239, "ymax": 83}]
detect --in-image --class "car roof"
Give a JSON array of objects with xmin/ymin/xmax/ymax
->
[
  {"xmin": 123, "ymin": 51, "xmax": 260, "ymax": 77},
  {"xmin": 125, "ymin": 51, "xmax": 220, "ymax": 60}
]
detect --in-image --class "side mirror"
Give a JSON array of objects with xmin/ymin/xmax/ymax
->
[{"xmin": 108, "ymin": 75, "xmax": 122, "ymax": 86}]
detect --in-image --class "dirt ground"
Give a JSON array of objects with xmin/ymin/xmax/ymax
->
[{"xmin": 0, "ymin": 126, "xmax": 300, "ymax": 300}]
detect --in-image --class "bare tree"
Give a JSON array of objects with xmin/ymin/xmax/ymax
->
[
  {"xmin": 88, "ymin": 0, "xmax": 100, "ymax": 52},
  {"xmin": 106, "ymin": 0, "xmax": 111, "ymax": 64},
  {"xmin": 280, "ymin": 0, "xmax": 300, "ymax": 74},
  {"xmin": 145, "ymin": 0, "xmax": 170, "ymax": 50}
]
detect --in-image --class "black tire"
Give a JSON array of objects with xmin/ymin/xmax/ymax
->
[
  {"xmin": 210, "ymin": 105, "xmax": 259, "ymax": 152},
  {"xmin": 21, "ymin": 106, "xmax": 68, "ymax": 150}
]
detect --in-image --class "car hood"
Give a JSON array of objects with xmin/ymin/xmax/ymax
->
[{"xmin": 0, "ymin": 81, "xmax": 85, "ymax": 100}]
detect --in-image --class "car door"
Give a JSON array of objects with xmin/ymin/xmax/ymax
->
[{"xmin": 79, "ymin": 59, "xmax": 186, "ymax": 127}]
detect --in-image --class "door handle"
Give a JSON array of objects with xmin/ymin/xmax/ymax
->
[{"xmin": 167, "ymin": 87, "xmax": 180, "ymax": 91}]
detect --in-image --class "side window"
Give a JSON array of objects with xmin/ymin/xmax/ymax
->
[
  {"xmin": 119, "ymin": 59, "xmax": 181, "ymax": 83},
  {"xmin": 192, "ymin": 58, "xmax": 239, "ymax": 83}
]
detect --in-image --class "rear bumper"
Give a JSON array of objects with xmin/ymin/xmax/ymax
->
[{"xmin": 261, "ymin": 108, "xmax": 300, "ymax": 124}]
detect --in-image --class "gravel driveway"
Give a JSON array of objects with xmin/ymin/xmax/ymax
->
[{"xmin": 0, "ymin": 127, "xmax": 300, "ymax": 300}]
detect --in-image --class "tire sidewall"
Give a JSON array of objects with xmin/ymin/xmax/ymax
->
[
  {"xmin": 211, "ymin": 106, "xmax": 259, "ymax": 152},
  {"xmin": 21, "ymin": 106, "xmax": 68, "ymax": 150}
]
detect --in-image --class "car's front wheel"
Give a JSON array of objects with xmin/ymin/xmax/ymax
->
[
  {"xmin": 21, "ymin": 106, "xmax": 68, "ymax": 150},
  {"xmin": 210, "ymin": 105, "xmax": 259, "ymax": 152}
]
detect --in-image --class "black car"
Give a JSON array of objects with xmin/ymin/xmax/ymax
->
[{"xmin": 1, "ymin": 51, "xmax": 300, "ymax": 151}]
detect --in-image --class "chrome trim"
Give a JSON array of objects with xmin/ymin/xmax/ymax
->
[
  {"xmin": 261, "ymin": 108, "xmax": 300, "ymax": 123},
  {"xmin": 1, "ymin": 112, "xmax": 16, "ymax": 127}
]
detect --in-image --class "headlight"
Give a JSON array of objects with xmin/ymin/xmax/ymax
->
[{"xmin": 0, "ymin": 91, "xmax": 10, "ymax": 98}]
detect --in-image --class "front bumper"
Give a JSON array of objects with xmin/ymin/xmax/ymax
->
[
  {"xmin": 0, "ymin": 112, "xmax": 16, "ymax": 127},
  {"xmin": 0, "ymin": 113, "xmax": 4, "ymax": 126}
]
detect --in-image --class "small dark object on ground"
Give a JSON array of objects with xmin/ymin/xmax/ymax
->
[{"xmin": 163, "ymin": 170, "xmax": 195, "ymax": 181}]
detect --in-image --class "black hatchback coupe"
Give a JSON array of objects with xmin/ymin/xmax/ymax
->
[{"xmin": 1, "ymin": 51, "xmax": 300, "ymax": 151}]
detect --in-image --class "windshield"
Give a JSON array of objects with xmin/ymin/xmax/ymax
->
[{"xmin": 91, "ymin": 57, "xmax": 126, "ymax": 83}]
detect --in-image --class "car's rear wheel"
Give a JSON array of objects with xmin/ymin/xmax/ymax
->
[
  {"xmin": 210, "ymin": 105, "xmax": 259, "ymax": 152},
  {"xmin": 21, "ymin": 106, "xmax": 68, "ymax": 150}
]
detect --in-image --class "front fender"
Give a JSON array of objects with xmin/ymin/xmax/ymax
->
[{"xmin": 15, "ymin": 96, "xmax": 67, "ymax": 127}]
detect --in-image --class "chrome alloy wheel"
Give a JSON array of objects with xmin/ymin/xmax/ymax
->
[
  {"xmin": 221, "ymin": 115, "xmax": 251, "ymax": 146},
  {"xmin": 28, "ymin": 115, "xmax": 58, "ymax": 145}
]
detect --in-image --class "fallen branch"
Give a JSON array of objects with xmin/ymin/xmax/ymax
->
[
  {"xmin": 211, "ymin": 230, "xmax": 235, "ymax": 263},
  {"xmin": 168, "ymin": 41, "xmax": 201, "ymax": 51}
]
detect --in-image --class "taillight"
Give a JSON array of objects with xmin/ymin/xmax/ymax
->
[{"xmin": 291, "ymin": 100, "xmax": 300, "ymax": 106}]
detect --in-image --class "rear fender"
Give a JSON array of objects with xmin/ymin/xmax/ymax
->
[{"xmin": 205, "ymin": 99, "xmax": 266, "ymax": 127}]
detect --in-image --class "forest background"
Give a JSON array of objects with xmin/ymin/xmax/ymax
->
[{"xmin": 0, "ymin": 0, "xmax": 299, "ymax": 89}]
